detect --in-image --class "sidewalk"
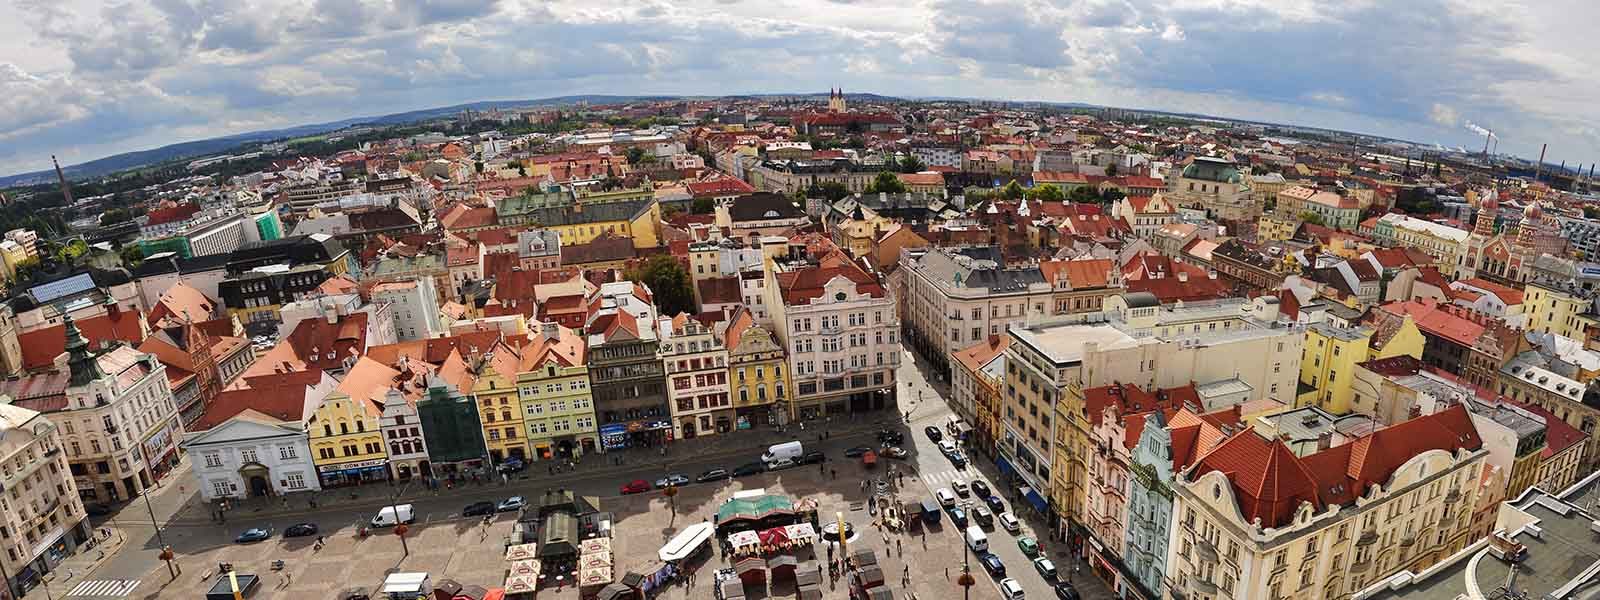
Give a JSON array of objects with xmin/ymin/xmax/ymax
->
[
  {"xmin": 166, "ymin": 417, "xmax": 891, "ymax": 525},
  {"xmin": 46, "ymin": 527, "xmax": 127, "ymax": 592}
]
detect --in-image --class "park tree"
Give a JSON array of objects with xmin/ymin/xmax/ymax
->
[
  {"xmin": 629, "ymin": 256, "xmax": 697, "ymax": 317},
  {"xmin": 865, "ymin": 172, "xmax": 907, "ymax": 194},
  {"xmin": 1067, "ymin": 186, "xmax": 1101, "ymax": 204},
  {"xmin": 898, "ymin": 155, "xmax": 926, "ymax": 173},
  {"xmin": 812, "ymin": 181, "xmax": 852, "ymax": 202},
  {"xmin": 1026, "ymin": 184, "xmax": 1066, "ymax": 203},
  {"xmin": 625, "ymin": 147, "xmax": 647, "ymax": 165},
  {"xmin": 692, "ymin": 197, "xmax": 716, "ymax": 214},
  {"xmin": 1299, "ymin": 211, "xmax": 1328, "ymax": 226},
  {"xmin": 1001, "ymin": 180, "xmax": 1026, "ymax": 200}
]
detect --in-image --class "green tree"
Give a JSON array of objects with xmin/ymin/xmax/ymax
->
[
  {"xmin": 1299, "ymin": 211, "xmax": 1328, "ymax": 226},
  {"xmin": 1584, "ymin": 205, "xmax": 1600, "ymax": 220},
  {"xmin": 10, "ymin": 257, "xmax": 41, "ymax": 283},
  {"xmin": 99, "ymin": 209, "xmax": 134, "ymax": 226},
  {"xmin": 55, "ymin": 239, "xmax": 88, "ymax": 264},
  {"xmin": 1026, "ymin": 184, "xmax": 1066, "ymax": 203},
  {"xmin": 1067, "ymin": 186, "xmax": 1101, "ymax": 204},
  {"xmin": 692, "ymin": 197, "xmax": 716, "ymax": 214},
  {"xmin": 625, "ymin": 147, "xmax": 647, "ymax": 165},
  {"xmin": 1101, "ymin": 189, "xmax": 1126, "ymax": 203},
  {"xmin": 1001, "ymin": 180, "xmax": 1026, "ymax": 200},
  {"xmin": 629, "ymin": 256, "xmax": 697, "ymax": 316},
  {"xmin": 897, "ymin": 155, "xmax": 926, "ymax": 173},
  {"xmin": 865, "ymin": 172, "xmax": 907, "ymax": 194},
  {"xmin": 812, "ymin": 181, "xmax": 852, "ymax": 203},
  {"xmin": 119, "ymin": 244, "xmax": 144, "ymax": 268}
]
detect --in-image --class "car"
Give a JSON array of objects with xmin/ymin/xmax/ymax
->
[
  {"xmin": 1053, "ymin": 582, "xmax": 1081, "ymax": 600},
  {"xmin": 496, "ymin": 458, "xmax": 526, "ymax": 473},
  {"xmin": 83, "ymin": 504, "xmax": 113, "ymax": 517},
  {"xmin": 1000, "ymin": 577, "xmax": 1025, "ymax": 599},
  {"xmin": 937, "ymin": 440, "xmax": 958, "ymax": 454},
  {"xmin": 999, "ymin": 513, "xmax": 1021, "ymax": 533},
  {"xmin": 654, "ymin": 474, "xmax": 690, "ymax": 488},
  {"xmin": 925, "ymin": 426, "xmax": 943, "ymax": 442},
  {"xmin": 732, "ymin": 462, "xmax": 766, "ymax": 478},
  {"xmin": 877, "ymin": 429, "xmax": 904, "ymax": 445},
  {"xmin": 979, "ymin": 552, "xmax": 1007, "ymax": 577},
  {"xmin": 972, "ymin": 505, "xmax": 994, "ymax": 527},
  {"xmin": 497, "ymin": 496, "xmax": 526, "ymax": 512},
  {"xmin": 951, "ymin": 479, "xmax": 970, "ymax": 496},
  {"xmin": 1017, "ymin": 536, "xmax": 1040, "ymax": 557},
  {"xmin": 235, "ymin": 527, "xmax": 274, "ymax": 543},
  {"xmin": 463, "ymin": 501, "xmax": 496, "ymax": 517},
  {"xmin": 971, "ymin": 480, "xmax": 992, "ymax": 498},
  {"xmin": 800, "ymin": 451, "xmax": 827, "ymax": 465},
  {"xmin": 948, "ymin": 506, "xmax": 968, "ymax": 527},
  {"xmin": 283, "ymin": 523, "xmax": 318, "ymax": 538},
  {"xmin": 620, "ymin": 480, "xmax": 651, "ymax": 495},
  {"xmin": 766, "ymin": 458, "xmax": 796, "ymax": 471},
  {"xmin": 881, "ymin": 446, "xmax": 909, "ymax": 459},
  {"xmin": 936, "ymin": 488, "xmax": 957, "ymax": 507},
  {"xmin": 1033, "ymin": 557, "xmax": 1058, "ymax": 581},
  {"xmin": 843, "ymin": 445, "xmax": 873, "ymax": 458},
  {"xmin": 697, "ymin": 468, "xmax": 730, "ymax": 482},
  {"xmin": 947, "ymin": 452, "xmax": 968, "ymax": 468},
  {"xmin": 985, "ymin": 494, "xmax": 1006, "ymax": 513}
]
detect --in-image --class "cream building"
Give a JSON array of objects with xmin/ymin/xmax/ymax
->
[
  {"xmin": 897, "ymin": 246, "xmax": 1052, "ymax": 377},
  {"xmin": 0, "ymin": 403, "xmax": 90, "ymax": 597},
  {"xmin": 519, "ymin": 322, "xmax": 598, "ymax": 460},
  {"xmin": 660, "ymin": 314, "xmax": 733, "ymax": 438}
]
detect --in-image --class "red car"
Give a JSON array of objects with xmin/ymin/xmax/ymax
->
[{"xmin": 620, "ymin": 479, "xmax": 651, "ymax": 495}]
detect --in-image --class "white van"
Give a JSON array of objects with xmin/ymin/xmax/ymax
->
[
  {"xmin": 372, "ymin": 504, "xmax": 415, "ymax": 527},
  {"xmin": 965, "ymin": 525, "xmax": 988, "ymax": 552},
  {"xmin": 761, "ymin": 441, "xmax": 803, "ymax": 463}
]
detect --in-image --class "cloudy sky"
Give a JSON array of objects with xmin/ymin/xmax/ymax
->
[{"xmin": 2, "ymin": 0, "xmax": 1597, "ymax": 176}]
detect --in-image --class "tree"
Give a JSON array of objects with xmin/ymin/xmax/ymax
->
[
  {"xmin": 865, "ymin": 172, "xmax": 907, "ymax": 194},
  {"xmin": 1067, "ymin": 186, "xmax": 1100, "ymax": 204},
  {"xmin": 629, "ymin": 256, "xmax": 697, "ymax": 317},
  {"xmin": 1584, "ymin": 205, "xmax": 1600, "ymax": 220},
  {"xmin": 1001, "ymin": 180, "xmax": 1026, "ymax": 200},
  {"xmin": 812, "ymin": 181, "xmax": 851, "ymax": 203},
  {"xmin": 99, "ymin": 209, "xmax": 134, "ymax": 226},
  {"xmin": 1101, "ymin": 189, "xmax": 1126, "ymax": 203},
  {"xmin": 1105, "ymin": 163, "xmax": 1119, "ymax": 176},
  {"xmin": 1299, "ymin": 211, "xmax": 1328, "ymax": 226},
  {"xmin": 898, "ymin": 154, "xmax": 926, "ymax": 173},
  {"xmin": 119, "ymin": 244, "xmax": 144, "ymax": 268},
  {"xmin": 625, "ymin": 147, "xmax": 647, "ymax": 165},
  {"xmin": 1026, "ymin": 184, "xmax": 1066, "ymax": 203},
  {"xmin": 692, "ymin": 197, "xmax": 716, "ymax": 215}
]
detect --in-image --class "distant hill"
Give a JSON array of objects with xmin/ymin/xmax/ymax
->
[{"xmin": 0, "ymin": 94, "xmax": 669, "ymax": 187}]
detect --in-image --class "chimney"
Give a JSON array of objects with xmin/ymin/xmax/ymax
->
[
  {"xmin": 325, "ymin": 303, "xmax": 338, "ymax": 324},
  {"xmin": 1317, "ymin": 431, "xmax": 1334, "ymax": 451}
]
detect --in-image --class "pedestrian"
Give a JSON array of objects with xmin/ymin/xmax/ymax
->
[
  {"xmin": 896, "ymin": 539, "xmax": 902, "ymax": 554},
  {"xmin": 945, "ymin": 567, "xmax": 949, "ymax": 579},
  {"xmin": 831, "ymin": 469, "xmax": 837, "ymax": 480}
]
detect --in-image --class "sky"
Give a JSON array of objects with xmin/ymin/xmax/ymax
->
[{"xmin": 2, "ymin": 0, "xmax": 1599, "ymax": 177}]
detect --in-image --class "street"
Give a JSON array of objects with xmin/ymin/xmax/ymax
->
[{"xmin": 60, "ymin": 347, "xmax": 1117, "ymax": 600}]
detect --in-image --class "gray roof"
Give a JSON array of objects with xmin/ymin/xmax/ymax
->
[
  {"xmin": 524, "ymin": 198, "xmax": 654, "ymax": 227},
  {"xmin": 912, "ymin": 247, "xmax": 1044, "ymax": 293}
]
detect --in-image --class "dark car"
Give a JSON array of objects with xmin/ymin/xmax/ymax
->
[
  {"xmin": 979, "ymin": 552, "xmax": 1006, "ymax": 577},
  {"xmin": 732, "ymin": 462, "xmax": 766, "ymax": 478},
  {"xmin": 877, "ymin": 430, "xmax": 904, "ymax": 445},
  {"xmin": 843, "ymin": 446, "xmax": 873, "ymax": 458},
  {"xmin": 946, "ymin": 451, "xmax": 967, "ymax": 468},
  {"xmin": 948, "ymin": 506, "xmax": 968, "ymax": 528},
  {"xmin": 463, "ymin": 501, "xmax": 496, "ymax": 517},
  {"xmin": 235, "ymin": 527, "xmax": 274, "ymax": 543},
  {"xmin": 1054, "ymin": 582, "xmax": 1081, "ymax": 600},
  {"xmin": 620, "ymin": 480, "xmax": 651, "ymax": 494},
  {"xmin": 925, "ymin": 426, "xmax": 943, "ymax": 442},
  {"xmin": 985, "ymin": 495, "xmax": 1006, "ymax": 513},
  {"xmin": 800, "ymin": 451, "xmax": 827, "ymax": 465},
  {"xmin": 283, "ymin": 523, "xmax": 318, "ymax": 538},
  {"xmin": 83, "ymin": 504, "xmax": 113, "ymax": 517},
  {"xmin": 970, "ymin": 480, "xmax": 992, "ymax": 499},
  {"xmin": 496, "ymin": 458, "xmax": 526, "ymax": 474},
  {"xmin": 697, "ymin": 468, "xmax": 730, "ymax": 482}
]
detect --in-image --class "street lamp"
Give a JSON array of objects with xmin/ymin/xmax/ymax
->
[
  {"xmin": 389, "ymin": 479, "xmax": 413, "ymax": 558},
  {"xmin": 142, "ymin": 489, "xmax": 178, "ymax": 580},
  {"xmin": 956, "ymin": 540, "xmax": 975, "ymax": 600}
]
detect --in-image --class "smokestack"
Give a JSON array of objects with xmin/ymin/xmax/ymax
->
[
  {"xmin": 1483, "ymin": 130, "xmax": 1492, "ymax": 157},
  {"xmin": 52, "ymin": 156, "xmax": 74, "ymax": 206},
  {"xmin": 1535, "ymin": 144, "xmax": 1547, "ymax": 182}
]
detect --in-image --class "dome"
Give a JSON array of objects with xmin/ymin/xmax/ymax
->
[{"xmin": 1523, "ymin": 202, "xmax": 1542, "ymax": 220}]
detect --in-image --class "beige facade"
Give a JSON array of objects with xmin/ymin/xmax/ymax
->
[{"xmin": 0, "ymin": 403, "xmax": 90, "ymax": 594}]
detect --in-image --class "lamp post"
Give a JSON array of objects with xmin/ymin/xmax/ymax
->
[
  {"xmin": 389, "ymin": 479, "xmax": 413, "ymax": 558},
  {"xmin": 142, "ymin": 489, "xmax": 178, "ymax": 579},
  {"xmin": 957, "ymin": 540, "xmax": 975, "ymax": 600}
]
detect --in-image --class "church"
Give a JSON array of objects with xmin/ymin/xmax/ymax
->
[{"xmin": 1461, "ymin": 188, "xmax": 1567, "ymax": 284}]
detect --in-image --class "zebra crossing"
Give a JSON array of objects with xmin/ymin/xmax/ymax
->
[
  {"xmin": 66, "ymin": 579, "xmax": 141, "ymax": 598},
  {"xmin": 917, "ymin": 468, "xmax": 968, "ymax": 486}
]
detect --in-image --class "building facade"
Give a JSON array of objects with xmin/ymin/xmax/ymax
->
[
  {"xmin": 0, "ymin": 403, "xmax": 91, "ymax": 599},
  {"xmin": 518, "ymin": 323, "xmax": 599, "ymax": 460},
  {"xmin": 660, "ymin": 315, "xmax": 733, "ymax": 438},
  {"xmin": 767, "ymin": 243, "xmax": 900, "ymax": 420}
]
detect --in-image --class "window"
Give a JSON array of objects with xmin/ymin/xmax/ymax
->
[
  {"xmin": 285, "ymin": 473, "xmax": 306, "ymax": 489},
  {"xmin": 240, "ymin": 449, "xmax": 258, "ymax": 464},
  {"xmin": 279, "ymin": 446, "xmax": 297, "ymax": 460},
  {"xmin": 212, "ymin": 480, "xmax": 231, "ymax": 498},
  {"xmin": 204, "ymin": 453, "xmax": 223, "ymax": 468}
]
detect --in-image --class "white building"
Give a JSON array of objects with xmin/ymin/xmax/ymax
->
[
  {"xmin": 378, "ymin": 386, "xmax": 428, "ymax": 480},
  {"xmin": 181, "ymin": 369, "xmax": 337, "ymax": 501},
  {"xmin": 659, "ymin": 314, "xmax": 732, "ymax": 439},
  {"xmin": 0, "ymin": 403, "xmax": 91, "ymax": 597},
  {"xmin": 372, "ymin": 278, "xmax": 443, "ymax": 342}
]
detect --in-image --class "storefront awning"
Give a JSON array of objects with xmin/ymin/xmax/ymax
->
[{"xmin": 1022, "ymin": 486, "xmax": 1048, "ymax": 514}]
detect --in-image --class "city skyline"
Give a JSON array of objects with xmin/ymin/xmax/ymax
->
[{"xmin": 3, "ymin": 0, "xmax": 1599, "ymax": 175}]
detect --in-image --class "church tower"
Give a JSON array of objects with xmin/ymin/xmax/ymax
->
[
  {"xmin": 1472, "ymin": 191, "xmax": 1497, "ymax": 238},
  {"xmin": 828, "ymin": 87, "xmax": 847, "ymax": 113}
]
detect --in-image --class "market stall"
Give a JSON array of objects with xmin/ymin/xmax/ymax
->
[
  {"xmin": 505, "ymin": 543, "xmax": 538, "ymax": 562},
  {"xmin": 503, "ymin": 560, "xmax": 539, "ymax": 598},
  {"xmin": 727, "ymin": 530, "xmax": 761, "ymax": 557},
  {"xmin": 734, "ymin": 556, "xmax": 766, "ymax": 585},
  {"xmin": 766, "ymin": 554, "xmax": 798, "ymax": 581},
  {"xmin": 658, "ymin": 522, "xmax": 715, "ymax": 563}
]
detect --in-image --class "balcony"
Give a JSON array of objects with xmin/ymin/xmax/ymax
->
[{"xmin": 1356, "ymin": 530, "xmax": 1378, "ymax": 546}]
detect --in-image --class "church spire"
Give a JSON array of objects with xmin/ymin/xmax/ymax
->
[{"xmin": 63, "ymin": 314, "xmax": 104, "ymax": 387}]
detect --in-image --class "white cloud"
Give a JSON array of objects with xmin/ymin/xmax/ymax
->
[{"xmin": 1429, "ymin": 103, "xmax": 1460, "ymax": 127}]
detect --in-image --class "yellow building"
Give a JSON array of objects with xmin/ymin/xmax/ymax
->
[
  {"xmin": 1525, "ymin": 280, "xmax": 1600, "ymax": 345},
  {"xmin": 309, "ymin": 358, "xmax": 392, "ymax": 486},
  {"xmin": 1299, "ymin": 314, "xmax": 1424, "ymax": 413},
  {"xmin": 518, "ymin": 323, "xmax": 599, "ymax": 460},
  {"xmin": 726, "ymin": 309, "xmax": 792, "ymax": 426},
  {"xmin": 830, "ymin": 209, "xmax": 896, "ymax": 259},
  {"xmin": 475, "ymin": 341, "xmax": 528, "ymax": 464},
  {"xmin": 1256, "ymin": 215, "xmax": 1299, "ymax": 242},
  {"xmin": 550, "ymin": 199, "xmax": 662, "ymax": 250}
]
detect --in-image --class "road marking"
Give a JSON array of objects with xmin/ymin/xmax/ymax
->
[{"xmin": 67, "ymin": 579, "xmax": 141, "ymax": 598}]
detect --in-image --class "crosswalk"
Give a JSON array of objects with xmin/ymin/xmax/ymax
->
[
  {"xmin": 918, "ymin": 468, "xmax": 969, "ymax": 486},
  {"xmin": 67, "ymin": 579, "xmax": 141, "ymax": 598}
]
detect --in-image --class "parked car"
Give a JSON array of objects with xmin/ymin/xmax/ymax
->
[
  {"xmin": 881, "ymin": 446, "xmax": 909, "ymax": 459},
  {"xmin": 497, "ymin": 496, "xmax": 526, "ymax": 512},
  {"xmin": 1017, "ymin": 536, "xmax": 1040, "ymax": 558},
  {"xmin": 766, "ymin": 457, "xmax": 796, "ymax": 471},
  {"xmin": 84, "ymin": 504, "xmax": 113, "ymax": 517},
  {"xmin": 697, "ymin": 468, "xmax": 730, "ymax": 482},
  {"xmin": 732, "ymin": 462, "xmax": 766, "ymax": 478},
  {"xmin": 999, "ymin": 513, "xmax": 1021, "ymax": 533},
  {"xmin": 970, "ymin": 480, "xmax": 992, "ymax": 499},
  {"xmin": 877, "ymin": 429, "xmax": 904, "ymax": 445},
  {"xmin": 1000, "ymin": 578, "xmax": 1025, "ymax": 599},
  {"xmin": 463, "ymin": 501, "xmax": 496, "ymax": 517},
  {"xmin": 946, "ymin": 451, "xmax": 968, "ymax": 468},
  {"xmin": 937, "ymin": 440, "xmax": 958, "ymax": 454},
  {"xmin": 985, "ymin": 495, "xmax": 1006, "ymax": 513},
  {"xmin": 948, "ymin": 506, "xmax": 968, "ymax": 527},
  {"xmin": 925, "ymin": 426, "xmax": 943, "ymax": 442},
  {"xmin": 1053, "ymin": 582, "xmax": 1081, "ymax": 600},
  {"xmin": 235, "ymin": 527, "xmax": 274, "ymax": 543},
  {"xmin": 936, "ymin": 488, "xmax": 957, "ymax": 507},
  {"xmin": 800, "ymin": 451, "xmax": 827, "ymax": 465},
  {"xmin": 620, "ymin": 480, "xmax": 651, "ymax": 495},
  {"xmin": 843, "ymin": 445, "xmax": 873, "ymax": 458},
  {"xmin": 655, "ymin": 474, "xmax": 690, "ymax": 488},
  {"xmin": 283, "ymin": 523, "xmax": 318, "ymax": 538},
  {"xmin": 951, "ymin": 479, "xmax": 970, "ymax": 496},
  {"xmin": 979, "ymin": 553, "xmax": 1007, "ymax": 577},
  {"xmin": 973, "ymin": 505, "xmax": 994, "ymax": 527},
  {"xmin": 1033, "ymin": 557, "xmax": 1058, "ymax": 581},
  {"xmin": 497, "ymin": 458, "xmax": 526, "ymax": 474}
]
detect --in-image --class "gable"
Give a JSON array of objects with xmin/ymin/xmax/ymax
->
[{"xmin": 182, "ymin": 417, "xmax": 301, "ymax": 447}]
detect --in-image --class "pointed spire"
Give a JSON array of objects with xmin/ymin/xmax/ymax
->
[{"xmin": 63, "ymin": 314, "xmax": 104, "ymax": 387}]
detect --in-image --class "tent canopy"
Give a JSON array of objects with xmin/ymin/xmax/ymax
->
[
  {"xmin": 715, "ymin": 495, "xmax": 794, "ymax": 523},
  {"xmin": 504, "ymin": 543, "xmax": 538, "ymax": 561},
  {"xmin": 758, "ymin": 526, "xmax": 790, "ymax": 547},
  {"xmin": 728, "ymin": 530, "xmax": 760, "ymax": 550},
  {"xmin": 580, "ymin": 537, "xmax": 610, "ymax": 554},
  {"xmin": 659, "ymin": 522, "xmax": 715, "ymax": 562},
  {"xmin": 540, "ymin": 512, "xmax": 579, "ymax": 558}
]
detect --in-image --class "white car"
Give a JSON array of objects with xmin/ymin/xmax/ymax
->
[
  {"xmin": 1000, "ymin": 577, "xmax": 1025, "ymax": 599},
  {"xmin": 951, "ymin": 479, "xmax": 970, "ymax": 496},
  {"xmin": 937, "ymin": 440, "xmax": 958, "ymax": 454},
  {"xmin": 936, "ymin": 488, "xmax": 957, "ymax": 507},
  {"xmin": 766, "ymin": 458, "xmax": 796, "ymax": 471},
  {"xmin": 999, "ymin": 512, "xmax": 1021, "ymax": 533}
]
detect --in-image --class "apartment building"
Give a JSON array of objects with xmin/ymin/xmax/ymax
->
[
  {"xmin": 1524, "ymin": 278, "xmax": 1600, "ymax": 345},
  {"xmin": 1371, "ymin": 214, "xmax": 1470, "ymax": 275},
  {"xmin": 0, "ymin": 403, "xmax": 90, "ymax": 598},
  {"xmin": 586, "ymin": 282, "xmax": 670, "ymax": 448},
  {"xmin": 767, "ymin": 241, "xmax": 900, "ymax": 421},
  {"xmin": 898, "ymin": 246, "xmax": 1051, "ymax": 377},
  {"xmin": 1167, "ymin": 157, "xmax": 1255, "ymax": 223},
  {"xmin": 1123, "ymin": 408, "xmax": 1232, "ymax": 600},
  {"xmin": 371, "ymin": 278, "xmax": 444, "ymax": 342},
  {"xmin": 952, "ymin": 335, "xmax": 1008, "ymax": 457},
  {"xmin": 725, "ymin": 308, "xmax": 791, "ymax": 428},
  {"xmin": 1167, "ymin": 405, "xmax": 1486, "ymax": 600},
  {"xmin": 473, "ymin": 343, "xmax": 526, "ymax": 464},
  {"xmin": 660, "ymin": 314, "xmax": 733, "ymax": 438},
  {"xmin": 518, "ymin": 323, "xmax": 598, "ymax": 461}
]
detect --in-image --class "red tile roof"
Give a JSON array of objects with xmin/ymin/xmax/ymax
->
[
  {"xmin": 147, "ymin": 281, "xmax": 218, "ymax": 329},
  {"xmin": 20, "ymin": 310, "xmax": 148, "ymax": 371},
  {"xmin": 283, "ymin": 312, "xmax": 370, "ymax": 372},
  {"xmin": 685, "ymin": 178, "xmax": 756, "ymax": 197},
  {"xmin": 775, "ymin": 249, "xmax": 885, "ymax": 306},
  {"xmin": 1455, "ymin": 278, "xmax": 1525, "ymax": 305},
  {"xmin": 144, "ymin": 202, "xmax": 202, "ymax": 227},
  {"xmin": 192, "ymin": 371, "xmax": 326, "ymax": 430}
]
